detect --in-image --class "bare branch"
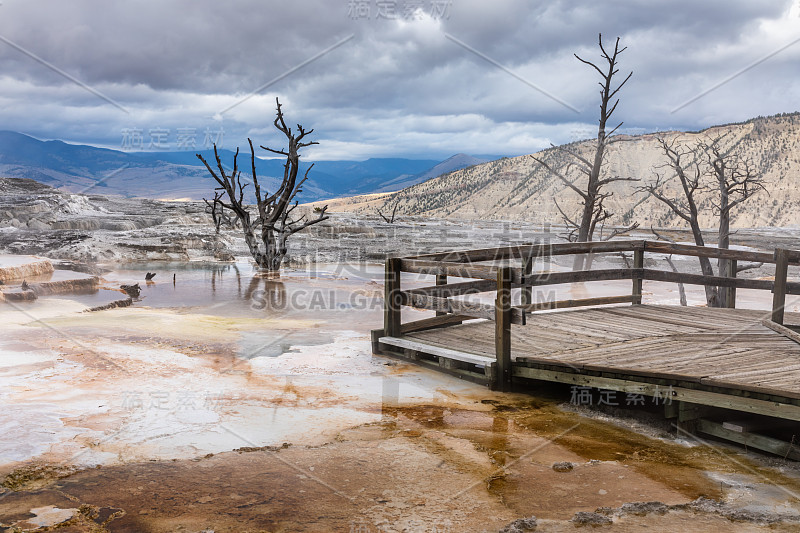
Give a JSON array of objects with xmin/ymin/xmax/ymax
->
[{"xmin": 531, "ymin": 155, "xmax": 589, "ymax": 200}]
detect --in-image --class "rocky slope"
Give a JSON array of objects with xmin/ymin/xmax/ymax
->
[
  {"xmin": 3, "ymin": 175, "xmax": 800, "ymax": 271},
  {"xmin": 322, "ymin": 113, "xmax": 800, "ymax": 231}
]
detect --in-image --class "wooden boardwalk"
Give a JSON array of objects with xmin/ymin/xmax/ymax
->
[
  {"xmin": 400, "ymin": 305, "xmax": 800, "ymax": 400},
  {"xmin": 372, "ymin": 240, "xmax": 800, "ymax": 459}
]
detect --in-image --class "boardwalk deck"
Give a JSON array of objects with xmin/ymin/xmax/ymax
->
[
  {"xmin": 373, "ymin": 240, "xmax": 800, "ymax": 458},
  {"xmin": 388, "ymin": 305, "xmax": 800, "ymax": 399}
]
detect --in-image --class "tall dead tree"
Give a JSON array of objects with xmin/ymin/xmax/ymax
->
[
  {"xmin": 640, "ymin": 135, "xmax": 765, "ymax": 307},
  {"xmin": 641, "ymin": 136, "xmax": 719, "ymax": 305},
  {"xmin": 197, "ymin": 98, "xmax": 329, "ymax": 273},
  {"xmin": 650, "ymin": 226, "xmax": 688, "ymax": 306},
  {"xmin": 533, "ymin": 33, "xmax": 636, "ymax": 270},
  {"xmin": 702, "ymin": 139, "xmax": 765, "ymax": 306}
]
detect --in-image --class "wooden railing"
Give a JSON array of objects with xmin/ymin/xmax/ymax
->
[{"xmin": 382, "ymin": 240, "xmax": 800, "ymax": 390}]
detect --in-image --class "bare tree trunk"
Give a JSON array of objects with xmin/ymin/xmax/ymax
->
[
  {"xmin": 572, "ymin": 35, "xmax": 630, "ymax": 271},
  {"xmin": 688, "ymin": 221, "xmax": 720, "ymax": 307},
  {"xmin": 664, "ymin": 256, "xmax": 688, "ymax": 306},
  {"xmin": 717, "ymin": 185, "xmax": 731, "ymax": 307},
  {"xmin": 532, "ymin": 34, "xmax": 635, "ymax": 271},
  {"xmin": 640, "ymin": 137, "xmax": 719, "ymax": 307},
  {"xmin": 703, "ymin": 137, "xmax": 763, "ymax": 307},
  {"xmin": 197, "ymin": 98, "xmax": 329, "ymax": 274}
]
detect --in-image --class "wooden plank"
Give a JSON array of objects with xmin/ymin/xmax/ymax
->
[
  {"xmin": 405, "ymin": 279, "xmax": 496, "ymax": 298},
  {"xmin": 721, "ymin": 419, "xmax": 793, "ymax": 433},
  {"xmin": 408, "ymin": 240, "xmax": 796, "ymax": 266},
  {"xmin": 496, "ymin": 266, "xmax": 513, "ymax": 391},
  {"xmin": 407, "ymin": 240, "xmax": 645, "ymax": 263},
  {"xmin": 695, "ymin": 419, "xmax": 800, "ymax": 461},
  {"xmin": 399, "ymin": 314, "xmax": 471, "ymax": 334},
  {"xmin": 515, "ymin": 336, "xmax": 675, "ymax": 363},
  {"xmin": 399, "ymin": 258, "xmax": 501, "ymax": 281},
  {"xmin": 648, "ymin": 305, "xmax": 765, "ymax": 329},
  {"xmin": 574, "ymin": 311, "xmax": 697, "ymax": 337},
  {"xmin": 515, "ymin": 295, "xmax": 634, "ymax": 313},
  {"xmin": 401, "ymin": 291, "xmax": 525, "ymax": 324},
  {"xmin": 512, "ymin": 366, "xmax": 800, "ymax": 421},
  {"xmin": 641, "ymin": 269, "xmax": 774, "ymax": 291},
  {"xmin": 773, "ymin": 249, "xmax": 790, "ymax": 325},
  {"xmin": 375, "ymin": 346, "xmax": 491, "ymax": 386},
  {"xmin": 762, "ymin": 319, "xmax": 800, "ymax": 345},
  {"xmin": 604, "ymin": 307, "xmax": 728, "ymax": 331},
  {"xmin": 514, "ymin": 315, "xmax": 629, "ymax": 342},
  {"xmin": 644, "ymin": 241, "xmax": 778, "ymax": 265},
  {"xmin": 378, "ymin": 336, "xmax": 496, "ymax": 366},
  {"xmin": 521, "ymin": 268, "xmax": 636, "ymax": 287},
  {"xmin": 709, "ymin": 363, "xmax": 800, "ymax": 381}
]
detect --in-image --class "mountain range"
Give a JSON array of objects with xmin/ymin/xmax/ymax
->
[
  {"xmin": 321, "ymin": 113, "xmax": 800, "ymax": 230},
  {"xmin": 0, "ymin": 131, "xmax": 500, "ymax": 202}
]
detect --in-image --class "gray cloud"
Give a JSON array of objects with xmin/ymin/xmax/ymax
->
[{"xmin": 0, "ymin": 0, "xmax": 796, "ymax": 159}]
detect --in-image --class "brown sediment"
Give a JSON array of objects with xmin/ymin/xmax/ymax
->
[
  {"xmin": 30, "ymin": 276, "xmax": 99, "ymax": 296},
  {"xmin": 0, "ymin": 256, "xmax": 54, "ymax": 283},
  {"xmin": 0, "ymin": 288, "xmax": 38, "ymax": 302},
  {"xmin": 85, "ymin": 298, "xmax": 132, "ymax": 312},
  {"xmin": 3, "ymin": 403, "xmax": 800, "ymax": 532},
  {"xmin": 1, "ymin": 463, "xmax": 76, "ymax": 492},
  {"xmin": 498, "ymin": 398, "xmax": 800, "ymax": 502},
  {"xmin": 4, "ymin": 273, "xmax": 800, "ymax": 531}
]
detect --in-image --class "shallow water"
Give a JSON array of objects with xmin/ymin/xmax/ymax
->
[{"xmin": 3, "ymin": 260, "xmax": 800, "ymax": 531}]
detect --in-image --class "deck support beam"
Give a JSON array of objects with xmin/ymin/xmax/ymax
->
[
  {"xmin": 513, "ymin": 366, "xmax": 800, "ymax": 422},
  {"xmin": 495, "ymin": 266, "xmax": 512, "ymax": 391},
  {"xmin": 773, "ymin": 249, "xmax": 790, "ymax": 325},
  {"xmin": 632, "ymin": 248, "xmax": 644, "ymax": 305},
  {"xmin": 435, "ymin": 274, "xmax": 448, "ymax": 316},
  {"xmin": 695, "ymin": 419, "xmax": 800, "ymax": 461},
  {"xmin": 522, "ymin": 255, "xmax": 534, "ymax": 307},
  {"xmin": 384, "ymin": 257, "xmax": 402, "ymax": 337},
  {"xmin": 725, "ymin": 259, "xmax": 737, "ymax": 308}
]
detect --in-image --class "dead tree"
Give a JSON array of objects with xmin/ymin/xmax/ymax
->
[
  {"xmin": 701, "ymin": 139, "xmax": 766, "ymax": 305},
  {"xmin": 641, "ymin": 136, "xmax": 765, "ymax": 307},
  {"xmin": 203, "ymin": 190, "xmax": 237, "ymax": 233},
  {"xmin": 650, "ymin": 227, "xmax": 688, "ymax": 306},
  {"xmin": 533, "ymin": 34, "xmax": 636, "ymax": 269},
  {"xmin": 640, "ymin": 136, "xmax": 718, "ymax": 305},
  {"xmin": 197, "ymin": 98, "xmax": 329, "ymax": 273},
  {"xmin": 376, "ymin": 200, "xmax": 399, "ymax": 223}
]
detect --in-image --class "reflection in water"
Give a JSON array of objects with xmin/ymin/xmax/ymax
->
[
  {"xmin": 246, "ymin": 275, "xmax": 287, "ymax": 311},
  {"xmin": 210, "ymin": 263, "xmax": 241, "ymax": 295}
]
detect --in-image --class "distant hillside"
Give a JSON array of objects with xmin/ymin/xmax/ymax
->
[
  {"xmin": 0, "ymin": 131, "xmax": 498, "ymax": 202},
  {"xmin": 371, "ymin": 154, "xmax": 492, "ymax": 193},
  {"xmin": 328, "ymin": 113, "xmax": 800, "ymax": 230}
]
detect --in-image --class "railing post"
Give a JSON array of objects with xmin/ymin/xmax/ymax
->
[
  {"xmin": 772, "ymin": 249, "xmax": 789, "ymax": 325},
  {"xmin": 384, "ymin": 257, "xmax": 402, "ymax": 337},
  {"xmin": 435, "ymin": 274, "xmax": 447, "ymax": 316},
  {"xmin": 495, "ymin": 266, "xmax": 512, "ymax": 391},
  {"xmin": 632, "ymin": 247, "xmax": 644, "ymax": 305},
  {"xmin": 521, "ymin": 255, "xmax": 533, "ymax": 307},
  {"xmin": 726, "ymin": 259, "xmax": 737, "ymax": 309}
]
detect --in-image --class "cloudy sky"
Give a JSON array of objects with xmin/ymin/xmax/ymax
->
[{"xmin": 0, "ymin": 0, "xmax": 798, "ymax": 160}]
